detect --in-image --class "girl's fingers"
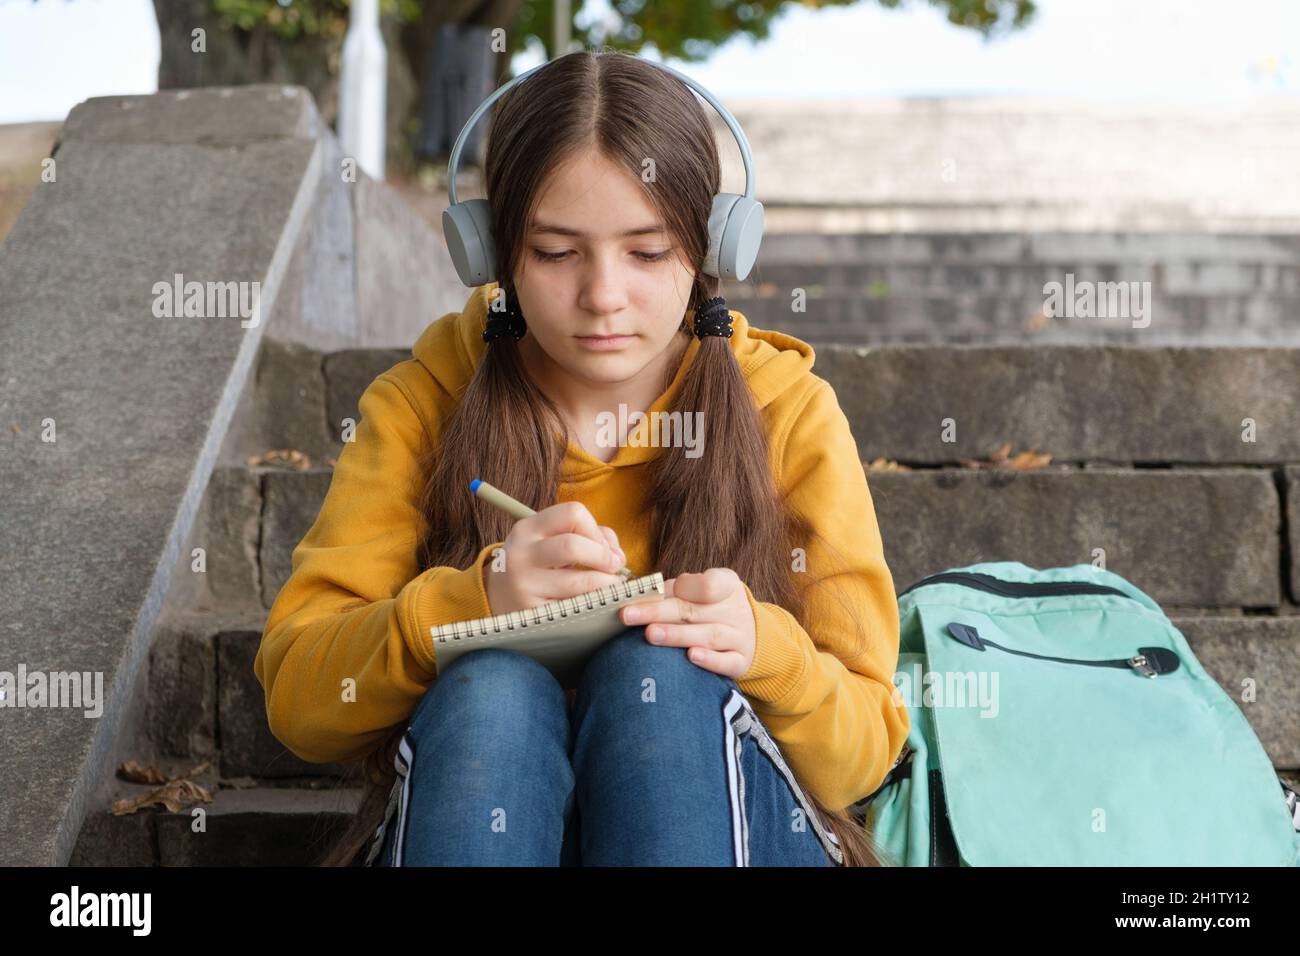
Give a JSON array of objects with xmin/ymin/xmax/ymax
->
[
  {"xmin": 539, "ymin": 566, "xmax": 628, "ymax": 601},
  {"xmin": 599, "ymin": 526, "xmax": 626, "ymax": 565},
  {"xmin": 640, "ymin": 621, "xmax": 728, "ymax": 651},
  {"xmin": 530, "ymin": 502, "xmax": 612, "ymax": 559},
  {"xmin": 683, "ymin": 646, "xmax": 746, "ymax": 677},
  {"xmin": 669, "ymin": 568, "xmax": 735, "ymax": 604},
  {"xmin": 537, "ymin": 531, "xmax": 622, "ymax": 574},
  {"xmin": 621, "ymin": 594, "xmax": 696, "ymax": 627},
  {"xmin": 527, "ymin": 503, "xmax": 625, "ymax": 572}
]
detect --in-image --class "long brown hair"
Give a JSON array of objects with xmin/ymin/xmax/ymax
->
[{"xmin": 320, "ymin": 49, "xmax": 891, "ymax": 867}]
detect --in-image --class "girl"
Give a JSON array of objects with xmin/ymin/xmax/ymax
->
[{"xmin": 255, "ymin": 49, "xmax": 909, "ymax": 866}]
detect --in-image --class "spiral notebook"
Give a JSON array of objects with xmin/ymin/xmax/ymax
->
[{"xmin": 429, "ymin": 572, "xmax": 666, "ymax": 688}]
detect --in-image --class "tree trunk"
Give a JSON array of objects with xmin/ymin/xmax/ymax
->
[{"xmin": 151, "ymin": 0, "xmax": 419, "ymax": 176}]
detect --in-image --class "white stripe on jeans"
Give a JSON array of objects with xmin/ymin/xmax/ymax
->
[
  {"xmin": 727, "ymin": 689, "xmax": 845, "ymax": 866},
  {"xmin": 723, "ymin": 690, "xmax": 750, "ymax": 866},
  {"xmin": 391, "ymin": 734, "xmax": 414, "ymax": 867}
]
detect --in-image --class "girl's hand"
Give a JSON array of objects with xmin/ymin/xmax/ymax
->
[
  {"xmin": 483, "ymin": 501, "xmax": 627, "ymax": 616},
  {"xmin": 618, "ymin": 568, "xmax": 757, "ymax": 678}
]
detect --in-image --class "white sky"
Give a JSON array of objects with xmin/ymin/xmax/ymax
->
[{"xmin": 0, "ymin": 0, "xmax": 1297, "ymax": 124}]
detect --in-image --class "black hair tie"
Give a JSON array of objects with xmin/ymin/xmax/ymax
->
[
  {"xmin": 693, "ymin": 295, "xmax": 733, "ymax": 339},
  {"xmin": 483, "ymin": 288, "xmax": 528, "ymax": 343}
]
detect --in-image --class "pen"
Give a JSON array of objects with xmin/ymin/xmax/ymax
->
[{"xmin": 469, "ymin": 478, "xmax": 634, "ymax": 578}]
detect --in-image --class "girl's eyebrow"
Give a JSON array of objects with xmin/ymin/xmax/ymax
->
[{"xmin": 529, "ymin": 221, "xmax": 666, "ymax": 238}]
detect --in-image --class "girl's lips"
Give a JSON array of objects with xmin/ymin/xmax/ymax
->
[{"xmin": 576, "ymin": 334, "xmax": 635, "ymax": 351}]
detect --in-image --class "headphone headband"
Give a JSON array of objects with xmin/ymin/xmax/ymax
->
[
  {"xmin": 445, "ymin": 57, "xmax": 757, "ymax": 205},
  {"xmin": 440, "ymin": 53, "xmax": 765, "ymax": 284}
]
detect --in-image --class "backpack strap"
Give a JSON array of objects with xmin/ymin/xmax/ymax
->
[
  {"xmin": 852, "ymin": 744, "xmax": 914, "ymax": 814},
  {"xmin": 1282, "ymin": 777, "xmax": 1300, "ymax": 832}
]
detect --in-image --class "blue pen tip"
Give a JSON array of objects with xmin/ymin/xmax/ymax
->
[{"xmin": 469, "ymin": 479, "xmax": 481, "ymax": 493}]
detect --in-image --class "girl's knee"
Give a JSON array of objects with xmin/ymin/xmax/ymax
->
[
  {"xmin": 578, "ymin": 626, "xmax": 735, "ymax": 705},
  {"xmin": 410, "ymin": 647, "xmax": 565, "ymax": 734}
]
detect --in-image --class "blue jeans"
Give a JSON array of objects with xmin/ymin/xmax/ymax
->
[{"xmin": 363, "ymin": 626, "xmax": 842, "ymax": 866}]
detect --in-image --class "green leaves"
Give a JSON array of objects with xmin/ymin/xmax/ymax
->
[{"xmin": 210, "ymin": 0, "xmax": 420, "ymax": 42}]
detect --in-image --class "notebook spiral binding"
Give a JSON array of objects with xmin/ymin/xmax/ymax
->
[{"xmin": 431, "ymin": 572, "xmax": 665, "ymax": 642}]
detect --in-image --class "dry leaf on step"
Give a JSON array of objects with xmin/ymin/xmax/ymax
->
[
  {"xmin": 959, "ymin": 443, "xmax": 1052, "ymax": 470},
  {"xmin": 245, "ymin": 448, "xmax": 313, "ymax": 470},
  {"xmin": 117, "ymin": 760, "xmax": 167, "ymax": 785},
  {"xmin": 111, "ymin": 778, "xmax": 213, "ymax": 815},
  {"xmin": 865, "ymin": 457, "xmax": 910, "ymax": 472},
  {"xmin": 1006, "ymin": 450, "xmax": 1053, "ymax": 470},
  {"xmin": 111, "ymin": 758, "xmax": 214, "ymax": 815}
]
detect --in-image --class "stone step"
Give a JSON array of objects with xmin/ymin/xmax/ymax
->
[
  {"xmin": 147, "ymin": 616, "xmax": 350, "ymax": 781},
  {"xmin": 715, "ymin": 292, "xmax": 1300, "ymax": 344},
  {"xmin": 717, "ymin": 233, "xmax": 1300, "ymax": 342},
  {"xmin": 819, "ymin": 348, "xmax": 1300, "ymax": 466},
  {"xmin": 76, "ymin": 769, "xmax": 1300, "ymax": 867},
  {"xmin": 84, "ymin": 608, "xmax": 1300, "ymax": 867},
  {"xmin": 71, "ymin": 785, "xmax": 363, "ymax": 867},
  {"xmin": 736, "ymin": 269, "xmax": 1300, "ymax": 296},
  {"xmin": 737, "ymin": 261, "xmax": 1300, "ymax": 301},
  {"xmin": 201, "ymin": 343, "xmax": 1300, "ymax": 613},
  {"xmin": 159, "ymin": 612, "xmax": 1300, "ymax": 783},
  {"xmin": 240, "ymin": 342, "xmax": 1300, "ymax": 469},
  {"xmin": 744, "ymin": 232, "xmax": 1300, "ymax": 271},
  {"xmin": 206, "ymin": 464, "xmax": 1296, "ymax": 613},
  {"xmin": 869, "ymin": 468, "xmax": 1284, "ymax": 608},
  {"xmin": 308, "ymin": 344, "xmax": 1300, "ymax": 465}
]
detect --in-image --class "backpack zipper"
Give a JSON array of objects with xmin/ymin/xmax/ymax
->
[
  {"xmin": 899, "ymin": 570, "xmax": 1135, "ymax": 601},
  {"xmin": 946, "ymin": 621, "xmax": 1181, "ymax": 677}
]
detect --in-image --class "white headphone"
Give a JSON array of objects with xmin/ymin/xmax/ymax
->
[{"xmin": 441, "ymin": 57, "xmax": 764, "ymax": 287}]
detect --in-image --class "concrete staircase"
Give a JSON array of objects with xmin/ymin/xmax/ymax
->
[
  {"xmin": 69, "ymin": 338, "xmax": 1300, "ymax": 865},
  {"xmin": 6, "ymin": 84, "xmax": 1298, "ymax": 867},
  {"xmin": 728, "ymin": 233, "xmax": 1300, "ymax": 345},
  {"xmin": 0, "ymin": 86, "xmax": 459, "ymax": 866}
]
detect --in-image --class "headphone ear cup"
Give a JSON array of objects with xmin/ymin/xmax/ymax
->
[
  {"xmin": 706, "ymin": 192, "xmax": 764, "ymax": 281},
  {"xmin": 442, "ymin": 198, "xmax": 497, "ymax": 286}
]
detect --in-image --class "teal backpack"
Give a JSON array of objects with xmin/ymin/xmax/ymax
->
[{"xmin": 857, "ymin": 561, "xmax": 1300, "ymax": 866}]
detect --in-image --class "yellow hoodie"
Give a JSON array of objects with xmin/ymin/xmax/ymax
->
[{"xmin": 254, "ymin": 283, "xmax": 909, "ymax": 810}]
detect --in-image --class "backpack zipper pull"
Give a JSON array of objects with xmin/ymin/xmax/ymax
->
[{"xmin": 1128, "ymin": 654, "xmax": 1159, "ymax": 678}]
